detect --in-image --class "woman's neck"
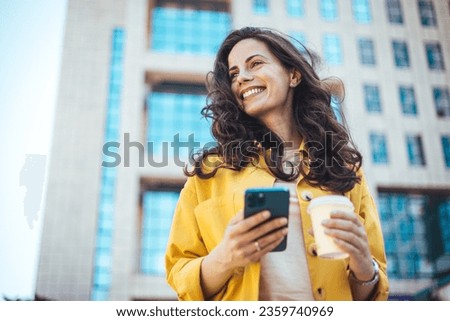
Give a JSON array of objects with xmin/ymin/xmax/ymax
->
[{"xmin": 262, "ymin": 113, "xmax": 302, "ymax": 149}]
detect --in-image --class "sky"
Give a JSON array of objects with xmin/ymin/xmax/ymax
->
[{"xmin": 0, "ymin": 0, "xmax": 67, "ymax": 299}]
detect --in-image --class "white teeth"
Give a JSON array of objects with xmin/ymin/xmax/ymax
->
[{"xmin": 242, "ymin": 88, "xmax": 264, "ymax": 99}]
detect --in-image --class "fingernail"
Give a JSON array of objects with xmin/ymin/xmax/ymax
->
[
  {"xmin": 263, "ymin": 211, "xmax": 270, "ymax": 219},
  {"xmin": 280, "ymin": 217, "xmax": 288, "ymax": 224},
  {"xmin": 321, "ymin": 219, "xmax": 330, "ymax": 225},
  {"xmin": 283, "ymin": 228, "xmax": 288, "ymax": 234}
]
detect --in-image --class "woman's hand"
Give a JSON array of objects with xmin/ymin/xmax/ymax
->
[
  {"xmin": 215, "ymin": 210, "xmax": 288, "ymax": 271},
  {"xmin": 200, "ymin": 210, "xmax": 287, "ymax": 298},
  {"xmin": 321, "ymin": 210, "xmax": 375, "ymax": 281}
]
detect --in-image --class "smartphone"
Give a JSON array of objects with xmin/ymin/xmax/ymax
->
[{"xmin": 244, "ymin": 187, "xmax": 290, "ymax": 252}]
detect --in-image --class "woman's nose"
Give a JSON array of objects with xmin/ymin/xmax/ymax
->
[{"xmin": 236, "ymin": 70, "xmax": 253, "ymax": 84}]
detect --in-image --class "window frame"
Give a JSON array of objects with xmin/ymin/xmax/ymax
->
[{"xmin": 386, "ymin": 0, "xmax": 404, "ymax": 24}]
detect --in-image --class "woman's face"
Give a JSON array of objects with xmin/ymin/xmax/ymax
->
[{"xmin": 227, "ymin": 38, "xmax": 299, "ymax": 123}]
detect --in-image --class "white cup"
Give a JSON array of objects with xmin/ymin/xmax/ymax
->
[{"xmin": 307, "ymin": 195, "xmax": 354, "ymax": 259}]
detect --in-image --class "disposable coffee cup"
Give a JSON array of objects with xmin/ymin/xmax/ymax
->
[{"xmin": 307, "ymin": 195, "xmax": 354, "ymax": 259}]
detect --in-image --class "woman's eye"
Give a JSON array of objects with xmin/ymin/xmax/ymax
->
[
  {"xmin": 251, "ymin": 61, "xmax": 263, "ymax": 68},
  {"xmin": 229, "ymin": 73, "xmax": 238, "ymax": 79}
]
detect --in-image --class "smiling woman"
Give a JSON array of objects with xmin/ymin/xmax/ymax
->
[{"xmin": 165, "ymin": 27, "xmax": 389, "ymax": 301}]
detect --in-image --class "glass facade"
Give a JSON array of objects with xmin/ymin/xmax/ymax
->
[
  {"xmin": 254, "ymin": 0, "xmax": 269, "ymax": 14},
  {"xmin": 323, "ymin": 34, "xmax": 342, "ymax": 65},
  {"xmin": 378, "ymin": 193, "xmax": 433, "ymax": 279},
  {"xmin": 399, "ymin": 86, "xmax": 418, "ymax": 115},
  {"xmin": 406, "ymin": 135, "xmax": 426, "ymax": 166},
  {"xmin": 286, "ymin": 0, "xmax": 305, "ymax": 17},
  {"xmin": 91, "ymin": 28, "xmax": 125, "ymax": 301},
  {"xmin": 392, "ymin": 40, "xmax": 410, "ymax": 68},
  {"xmin": 151, "ymin": 7, "xmax": 230, "ymax": 55},
  {"xmin": 442, "ymin": 136, "xmax": 450, "ymax": 168},
  {"xmin": 425, "ymin": 43, "xmax": 445, "ymax": 70},
  {"xmin": 418, "ymin": 0, "xmax": 437, "ymax": 26},
  {"xmin": 141, "ymin": 190, "xmax": 180, "ymax": 275},
  {"xmin": 320, "ymin": 0, "xmax": 338, "ymax": 21},
  {"xmin": 352, "ymin": 0, "xmax": 372, "ymax": 23},
  {"xmin": 386, "ymin": 0, "xmax": 403, "ymax": 24},
  {"xmin": 146, "ymin": 88, "xmax": 213, "ymax": 163},
  {"xmin": 439, "ymin": 199, "xmax": 450, "ymax": 253},
  {"xmin": 379, "ymin": 192, "xmax": 450, "ymax": 279},
  {"xmin": 364, "ymin": 84, "xmax": 382, "ymax": 112},
  {"xmin": 358, "ymin": 38, "xmax": 376, "ymax": 66},
  {"xmin": 433, "ymin": 87, "xmax": 450, "ymax": 117},
  {"xmin": 370, "ymin": 133, "xmax": 389, "ymax": 164}
]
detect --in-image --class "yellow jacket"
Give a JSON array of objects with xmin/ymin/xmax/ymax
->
[{"xmin": 165, "ymin": 160, "xmax": 389, "ymax": 301}]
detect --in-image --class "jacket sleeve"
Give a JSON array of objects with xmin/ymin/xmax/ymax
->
[
  {"xmin": 352, "ymin": 170, "xmax": 390, "ymax": 300},
  {"xmin": 165, "ymin": 178, "xmax": 208, "ymax": 300}
]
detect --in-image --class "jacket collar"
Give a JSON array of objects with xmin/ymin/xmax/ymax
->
[{"xmin": 251, "ymin": 140, "xmax": 310, "ymax": 180}]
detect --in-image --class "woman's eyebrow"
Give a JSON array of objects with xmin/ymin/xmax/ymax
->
[{"xmin": 228, "ymin": 54, "xmax": 268, "ymax": 73}]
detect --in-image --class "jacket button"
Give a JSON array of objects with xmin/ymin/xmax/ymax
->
[
  {"xmin": 301, "ymin": 191, "xmax": 313, "ymax": 201},
  {"xmin": 307, "ymin": 243, "xmax": 318, "ymax": 256},
  {"xmin": 316, "ymin": 287, "xmax": 325, "ymax": 300}
]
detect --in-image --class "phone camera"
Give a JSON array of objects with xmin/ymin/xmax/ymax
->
[{"xmin": 247, "ymin": 192, "xmax": 265, "ymax": 208}]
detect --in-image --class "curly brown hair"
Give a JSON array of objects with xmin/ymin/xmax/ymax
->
[{"xmin": 186, "ymin": 27, "xmax": 362, "ymax": 193}]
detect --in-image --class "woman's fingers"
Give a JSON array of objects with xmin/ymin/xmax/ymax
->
[
  {"xmin": 247, "ymin": 233, "xmax": 287, "ymax": 262},
  {"xmin": 231, "ymin": 210, "xmax": 271, "ymax": 234},
  {"xmin": 240, "ymin": 216, "xmax": 288, "ymax": 244},
  {"xmin": 328, "ymin": 210, "xmax": 363, "ymax": 227},
  {"xmin": 321, "ymin": 210, "xmax": 372, "ymax": 260},
  {"xmin": 320, "ymin": 211, "xmax": 368, "ymax": 250}
]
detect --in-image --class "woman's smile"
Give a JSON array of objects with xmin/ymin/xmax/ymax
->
[{"xmin": 241, "ymin": 87, "xmax": 266, "ymax": 100}]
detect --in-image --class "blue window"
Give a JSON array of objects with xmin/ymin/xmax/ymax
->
[
  {"xmin": 320, "ymin": 0, "xmax": 338, "ymax": 21},
  {"xmin": 286, "ymin": 0, "xmax": 305, "ymax": 17},
  {"xmin": 323, "ymin": 34, "xmax": 342, "ymax": 65},
  {"xmin": 92, "ymin": 28, "xmax": 125, "ymax": 301},
  {"xmin": 406, "ymin": 135, "xmax": 426, "ymax": 166},
  {"xmin": 378, "ymin": 193, "xmax": 431, "ymax": 279},
  {"xmin": 418, "ymin": 0, "xmax": 437, "ymax": 26},
  {"xmin": 289, "ymin": 31, "xmax": 307, "ymax": 53},
  {"xmin": 425, "ymin": 43, "xmax": 445, "ymax": 70},
  {"xmin": 141, "ymin": 190, "xmax": 180, "ymax": 275},
  {"xmin": 392, "ymin": 41, "xmax": 410, "ymax": 68},
  {"xmin": 331, "ymin": 96, "xmax": 343, "ymax": 123},
  {"xmin": 254, "ymin": 0, "xmax": 269, "ymax": 14},
  {"xmin": 399, "ymin": 86, "xmax": 417, "ymax": 115},
  {"xmin": 151, "ymin": 7, "xmax": 230, "ymax": 55},
  {"xmin": 442, "ymin": 136, "xmax": 450, "ymax": 168},
  {"xmin": 358, "ymin": 38, "xmax": 376, "ymax": 66},
  {"xmin": 433, "ymin": 87, "xmax": 450, "ymax": 117},
  {"xmin": 364, "ymin": 84, "xmax": 382, "ymax": 112},
  {"xmin": 146, "ymin": 86, "xmax": 214, "ymax": 163},
  {"xmin": 386, "ymin": 0, "xmax": 403, "ymax": 24},
  {"xmin": 352, "ymin": 0, "xmax": 372, "ymax": 23},
  {"xmin": 439, "ymin": 199, "xmax": 450, "ymax": 253},
  {"xmin": 370, "ymin": 133, "xmax": 389, "ymax": 164}
]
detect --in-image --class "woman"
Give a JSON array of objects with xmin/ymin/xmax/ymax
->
[{"xmin": 165, "ymin": 27, "xmax": 389, "ymax": 301}]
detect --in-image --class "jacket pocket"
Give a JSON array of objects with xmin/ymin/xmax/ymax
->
[{"xmin": 194, "ymin": 193, "xmax": 236, "ymax": 252}]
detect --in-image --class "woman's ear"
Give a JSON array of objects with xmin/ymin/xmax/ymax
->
[{"xmin": 289, "ymin": 69, "xmax": 302, "ymax": 88}]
